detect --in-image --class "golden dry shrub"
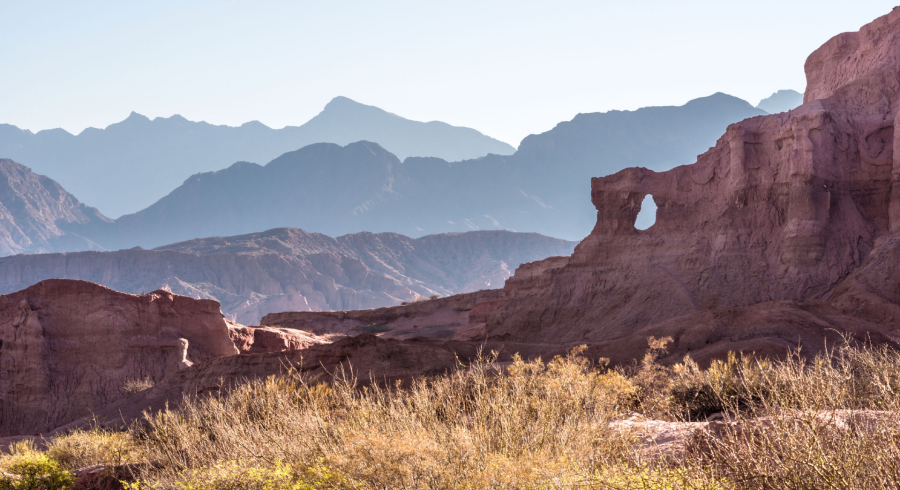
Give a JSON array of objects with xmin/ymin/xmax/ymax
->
[
  {"xmin": 130, "ymin": 347, "xmax": 641, "ymax": 489},
  {"xmin": 46, "ymin": 427, "xmax": 143, "ymax": 470},
  {"xmin": 8, "ymin": 340, "xmax": 900, "ymax": 489}
]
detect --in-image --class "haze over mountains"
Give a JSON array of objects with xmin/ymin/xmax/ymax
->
[
  {"xmin": 0, "ymin": 91, "xmax": 779, "ymax": 252},
  {"xmin": 0, "ymin": 96, "xmax": 514, "ymax": 217},
  {"xmin": 78, "ymin": 92, "xmax": 767, "ymax": 247},
  {"xmin": 755, "ymin": 89, "xmax": 804, "ymax": 114},
  {"xmin": 0, "ymin": 228, "xmax": 575, "ymax": 324}
]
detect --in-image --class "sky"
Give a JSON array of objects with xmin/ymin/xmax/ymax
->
[{"xmin": 2, "ymin": 1, "xmax": 897, "ymax": 147}]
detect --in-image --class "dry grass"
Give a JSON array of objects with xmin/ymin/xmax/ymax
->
[
  {"xmin": 131, "ymin": 347, "xmax": 646, "ymax": 489},
  {"xmin": 46, "ymin": 427, "xmax": 143, "ymax": 470},
  {"xmin": 7, "ymin": 339, "xmax": 900, "ymax": 489},
  {"xmin": 121, "ymin": 377, "xmax": 155, "ymax": 396},
  {"xmin": 681, "ymin": 342, "xmax": 900, "ymax": 489}
]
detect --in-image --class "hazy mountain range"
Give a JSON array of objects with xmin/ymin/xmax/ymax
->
[
  {"xmin": 0, "ymin": 91, "xmax": 786, "ymax": 252},
  {"xmin": 0, "ymin": 228, "xmax": 575, "ymax": 323},
  {"xmin": 0, "ymin": 96, "xmax": 515, "ymax": 217},
  {"xmin": 76, "ymin": 92, "xmax": 767, "ymax": 247}
]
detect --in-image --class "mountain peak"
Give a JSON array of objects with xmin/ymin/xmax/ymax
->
[
  {"xmin": 328, "ymin": 95, "xmax": 358, "ymax": 105},
  {"xmin": 321, "ymin": 96, "xmax": 400, "ymax": 119},
  {"xmin": 124, "ymin": 111, "xmax": 151, "ymax": 123},
  {"xmin": 683, "ymin": 92, "xmax": 756, "ymax": 111},
  {"xmin": 755, "ymin": 89, "xmax": 803, "ymax": 114}
]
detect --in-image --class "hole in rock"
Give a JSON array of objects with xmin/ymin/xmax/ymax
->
[{"xmin": 635, "ymin": 195, "xmax": 657, "ymax": 230}]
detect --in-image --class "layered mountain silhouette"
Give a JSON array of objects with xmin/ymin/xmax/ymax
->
[
  {"xmin": 756, "ymin": 89, "xmax": 804, "ymax": 114},
  {"xmin": 75, "ymin": 92, "xmax": 765, "ymax": 248},
  {"xmin": 0, "ymin": 228, "xmax": 576, "ymax": 324},
  {"xmin": 0, "ymin": 97, "xmax": 514, "ymax": 217},
  {"xmin": 0, "ymin": 92, "xmax": 765, "ymax": 251}
]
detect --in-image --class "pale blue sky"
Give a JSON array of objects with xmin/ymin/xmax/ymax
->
[{"xmin": 2, "ymin": 1, "xmax": 896, "ymax": 146}]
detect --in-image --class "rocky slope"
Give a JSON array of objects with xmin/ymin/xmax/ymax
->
[
  {"xmin": 0, "ymin": 280, "xmax": 237, "ymax": 437},
  {"xmin": 0, "ymin": 228, "xmax": 576, "ymax": 324},
  {"xmin": 0, "ymin": 96, "xmax": 514, "ymax": 217},
  {"xmin": 0, "ymin": 159, "xmax": 110, "ymax": 256}
]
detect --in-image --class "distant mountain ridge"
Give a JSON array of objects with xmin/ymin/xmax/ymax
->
[
  {"xmin": 89, "ymin": 142, "xmax": 406, "ymax": 248},
  {"xmin": 0, "ymin": 92, "xmax": 767, "ymax": 251},
  {"xmin": 0, "ymin": 227, "xmax": 577, "ymax": 324},
  {"xmin": 0, "ymin": 97, "xmax": 514, "ymax": 217},
  {"xmin": 77, "ymin": 92, "xmax": 764, "ymax": 247},
  {"xmin": 756, "ymin": 89, "xmax": 804, "ymax": 114}
]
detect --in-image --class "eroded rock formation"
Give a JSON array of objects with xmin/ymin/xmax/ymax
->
[
  {"xmin": 475, "ymin": 7, "xmax": 900, "ymax": 363},
  {"xmin": 227, "ymin": 321, "xmax": 325, "ymax": 354},
  {"xmin": 261, "ymin": 289, "xmax": 505, "ymax": 342},
  {"xmin": 0, "ymin": 280, "xmax": 237, "ymax": 437}
]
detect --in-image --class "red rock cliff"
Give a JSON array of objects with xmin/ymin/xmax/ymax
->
[
  {"xmin": 0, "ymin": 279, "xmax": 237, "ymax": 437},
  {"xmin": 481, "ymin": 8, "xmax": 900, "ymax": 360}
]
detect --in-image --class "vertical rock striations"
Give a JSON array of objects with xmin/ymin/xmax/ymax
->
[{"xmin": 0, "ymin": 280, "xmax": 236, "ymax": 437}]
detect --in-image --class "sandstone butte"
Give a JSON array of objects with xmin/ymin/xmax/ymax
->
[{"xmin": 5, "ymin": 8, "xmax": 900, "ymax": 439}]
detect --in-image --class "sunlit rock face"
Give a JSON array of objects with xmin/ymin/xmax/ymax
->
[
  {"xmin": 0, "ymin": 280, "xmax": 237, "ymax": 437},
  {"xmin": 478, "ymin": 7, "xmax": 900, "ymax": 363}
]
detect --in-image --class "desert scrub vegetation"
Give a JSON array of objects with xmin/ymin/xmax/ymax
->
[
  {"xmin": 0, "ymin": 441, "xmax": 74, "ymax": 490},
  {"xmin": 128, "ymin": 346, "xmax": 644, "ymax": 489},
  {"xmin": 121, "ymin": 377, "xmax": 155, "ymax": 396},
  {"xmin": 7, "ymin": 339, "xmax": 900, "ymax": 489},
  {"xmin": 46, "ymin": 426, "xmax": 144, "ymax": 472}
]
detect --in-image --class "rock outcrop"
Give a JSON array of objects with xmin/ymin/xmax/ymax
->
[
  {"xmin": 227, "ymin": 322, "xmax": 325, "ymax": 354},
  {"xmin": 0, "ymin": 279, "xmax": 237, "ymax": 437},
  {"xmin": 261, "ymin": 289, "xmax": 505, "ymax": 342},
  {"xmin": 0, "ymin": 228, "xmax": 575, "ymax": 324},
  {"xmin": 473, "ymin": 7, "xmax": 900, "ymax": 363}
]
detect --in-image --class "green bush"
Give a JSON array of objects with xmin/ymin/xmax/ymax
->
[
  {"xmin": 0, "ymin": 451, "xmax": 74, "ymax": 490},
  {"xmin": 123, "ymin": 461, "xmax": 304, "ymax": 490}
]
